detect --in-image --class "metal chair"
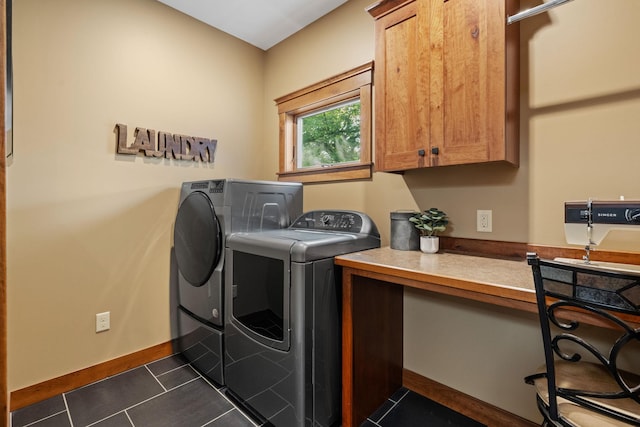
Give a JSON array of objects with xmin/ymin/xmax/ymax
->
[{"xmin": 525, "ymin": 253, "xmax": 640, "ymax": 426}]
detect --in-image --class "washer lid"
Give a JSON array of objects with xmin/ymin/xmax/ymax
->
[{"xmin": 174, "ymin": 191, "xmax": 222, "ymax": 286}]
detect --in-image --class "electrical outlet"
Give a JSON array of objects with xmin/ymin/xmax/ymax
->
[
  {"xmin": 477, "ymin": 210, "xmax": 492, "ymax": 232},
  {"xmin": 96, "ymin": 311, "xmax": 110, "ymax": 333}
]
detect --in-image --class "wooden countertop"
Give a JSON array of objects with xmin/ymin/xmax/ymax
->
[{"xmin": 335, "ymin": 246, "xmax": 537, "ymax": 312}]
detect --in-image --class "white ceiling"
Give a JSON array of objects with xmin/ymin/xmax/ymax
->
[{"xmin": 156, "ymin": 0, "xmax": 349, "ymax": 51}]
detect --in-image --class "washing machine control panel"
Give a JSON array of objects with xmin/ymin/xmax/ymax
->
[
  {"xmin": 291, "ymin": 210, "xmax": 366, "ymax": 233},
  {"xmin": 208, "ymin": 180, "xmax": 225, "ymax": 193}
]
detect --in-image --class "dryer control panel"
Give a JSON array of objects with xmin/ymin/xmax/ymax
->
[{"xmin": 290, "ymin": 210, "xmax": 378, "ymax": 235}]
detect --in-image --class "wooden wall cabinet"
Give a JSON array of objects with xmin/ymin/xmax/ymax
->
[{"xmin": 368, "ymin": 0, "xmax": 520, "ymax": 172}]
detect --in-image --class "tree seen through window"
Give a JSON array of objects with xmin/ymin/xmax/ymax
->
[{"xmin": 297, "ymin": 100, "xmax": 361, "ymax": 168}]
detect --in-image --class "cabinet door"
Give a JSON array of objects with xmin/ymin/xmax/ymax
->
[
  {"xmin": 373, "ymin": 1, "xmax": 430, "ymax": 172},
  {"xmin": 371, "ymin": 0, "xmax": 519, "ymax": 171},
  {"xmin": 432, "ymin": 0, "xmax": 518, "ymax": 166}
]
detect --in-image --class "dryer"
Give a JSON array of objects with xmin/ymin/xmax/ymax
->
[
  {"xmin": 173, "ymin": 179, "xmax": 302, "ymax": 386},
  {"xmin": 224, "ymin": 210, "xmax": 380, "ymax": 427}
]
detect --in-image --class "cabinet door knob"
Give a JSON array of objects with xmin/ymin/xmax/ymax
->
[
  {"xmin": 431, "ymin": 147, "xmax": 439, "ymax": 155},
  {"xmin": 418, "ymin": 149, "xmax": 426, "ymax": 157}
]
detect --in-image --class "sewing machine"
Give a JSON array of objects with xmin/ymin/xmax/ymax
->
[{"xmin": 557, "ymin": 199, "xmax": 640, "ymax": 273}]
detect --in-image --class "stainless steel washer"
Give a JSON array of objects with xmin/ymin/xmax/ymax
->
[
  {"xmin": 172, "ymin": 179, "xmax": 302, "ymax": 385},
  {"xmin": 224, "ymin": 210, "xmax": 380, "ymax": 427}
]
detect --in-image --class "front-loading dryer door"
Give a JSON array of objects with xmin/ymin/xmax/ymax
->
[
  {"xmin": 174, "ymin": 191, "xmax": 223, "ymax": 324},
  {"xmin": 225, "ymin": 241, "xmax": 292, "ymax": 353}
]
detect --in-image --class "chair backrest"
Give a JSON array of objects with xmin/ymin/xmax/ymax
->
[{"xmin": 526, "ymin": 253, "xmax": 640, "ymax": 424}]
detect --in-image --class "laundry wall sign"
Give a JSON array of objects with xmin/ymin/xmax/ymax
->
[{"xmin": 115, "ymin": 123, "xmax": 217, "ymax": 163}]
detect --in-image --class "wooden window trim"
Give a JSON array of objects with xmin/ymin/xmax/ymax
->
[{"xmin": 275, "ymin": 62, "xmax": 373, "ymax": 184}]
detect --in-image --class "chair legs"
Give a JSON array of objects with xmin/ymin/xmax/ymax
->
[{"xmin": 535, "ymin": 395, "xmax": 564, "ymax": 427}]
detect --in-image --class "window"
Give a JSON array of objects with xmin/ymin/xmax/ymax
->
[
  {"xmin": 275, "ymin": 62, "xmax": 373, "ymax": 183},
  {"xmin": 297, "ymin": 99, "xmax": 361, "ymax": 168}
]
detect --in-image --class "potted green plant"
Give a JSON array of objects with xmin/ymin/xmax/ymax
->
[{"xmin": 409, "ymin": 208, "xmax": 449, "ymax": 253}]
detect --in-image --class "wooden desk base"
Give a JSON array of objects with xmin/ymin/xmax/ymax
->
[
  {"xmin": 341, "ymin": 267, "xmax": 536, "ymax": 427},
  {"xmin": 342, "ymin": 275, "xmax": 403, "ymax": 427}
]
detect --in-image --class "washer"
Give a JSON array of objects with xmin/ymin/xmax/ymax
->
[
  {"xmin": 224, "ymin": 210, "xmax": 380, "ymax": 427},
  {"xmin": 172, "ymin": 179, "xmax": 302, "ymax": 386}
]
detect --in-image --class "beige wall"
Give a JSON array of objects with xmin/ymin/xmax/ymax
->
[
  {"xmin": 8, "ymin": 0, "xmax": 265, "ymax": 390},
  {"xmin": 524, "ymin": 0, "xmax": 640, "ymax": 251},
  {"xmin": 7, "ymin": 0, "xmax": 640, "ymax": 423},
  {"xmin": 263, "ymin": 0, "xmax": 419, "ymax": 242},
  {"xmin": 266, "ymin": 0, "xmax": 640, "ymax": 248},
  {"xmin": 263, "ymin": 0, "xmax": 640, "ymax": 423}
]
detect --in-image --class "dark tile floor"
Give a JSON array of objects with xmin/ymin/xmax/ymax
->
[
  {"xmin": 12, "ymin": 355, "xmax": 482, "ymax": 427},
  {"xmin": 10, "ymin": 354, "xmax": 257, "ymax": 427},
  {"xmin": 361, "ymin": 387, "xmax": 486, "ymax": 427}
]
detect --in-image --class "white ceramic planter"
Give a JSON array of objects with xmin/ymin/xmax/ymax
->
[{"xmin": 419, "ymin": 236, "xmax": 439, "ymax": 253}]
